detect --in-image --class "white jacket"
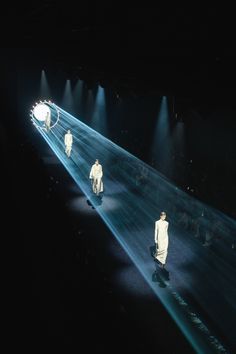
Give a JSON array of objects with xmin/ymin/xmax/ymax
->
[
  {"xmin": 64, "ymin": 133, "xmax": 73, "ymax": 146},
  {"xmin": 89, "ymin": 164, "xmax": 103, "ymax": 179}
]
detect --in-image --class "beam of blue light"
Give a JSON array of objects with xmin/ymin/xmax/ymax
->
[
  {"xmin": 61, "ymin": 80, "xmax": 74, "ymax": 112},
  {"xmin": 171, "ymin": 120, "xmax": 185, "ymax": 152},
  {"xmin": 33, "ymin": 104, "xmax": 236, "ymax": 354},
  {"xmin": 169, "ymin": 120, "xmax": 187, "ymax": 181},
  {"xmin": 151, "ymin": 96, "xmax": 171, "ymax": 173},
  {"xmin": 85, "ymin": 90, "xmax": 96, "ymax": 124},
  {"xmin": 40, "ymin": 70, "xmax": 51, "ymax": 99},
  {"xmin": 73, "ymin": 79, "xmax": 83, "ymax": 116},
  {"xmin": 90, "ymin": 85, "xmax": 108, "ymax": 136}
]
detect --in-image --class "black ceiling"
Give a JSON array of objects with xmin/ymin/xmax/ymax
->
[
  {"xmin": 7, "ymin": 4, "xmax": 236, "ymax": 53},
  {"xmin": 5, "ymin": 4, "xmax": 235, "ymax": 104}
]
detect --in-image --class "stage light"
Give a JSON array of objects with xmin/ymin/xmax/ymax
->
[{"xmin": 33, "ymin": 103, "xmax": 51, "ymax": 121}]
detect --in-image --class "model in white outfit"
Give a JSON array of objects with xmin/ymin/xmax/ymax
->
[
  {"xmin": 154, "ymin": 212, "xmax": 169, "ymax": 267},
  {"xmin": 64, "ymin": 130, "xmax": 73, "ymax": 157},
  {"xmin": 45, "ymin": 111, "xmax": 51, "ymax": 131},
  {"xmin": 89, "ymin": 159, "xmax": 103, "ymax": 195}
]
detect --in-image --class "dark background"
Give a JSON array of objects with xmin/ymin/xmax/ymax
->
[{"xmin": 2, "ymin": 4, "xmax": 236, "ymax": 353}]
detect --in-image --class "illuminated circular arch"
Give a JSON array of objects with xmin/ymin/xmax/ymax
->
[{"xmin": 30, "ymin": 100, "xmax": 60, "ymax": 131}]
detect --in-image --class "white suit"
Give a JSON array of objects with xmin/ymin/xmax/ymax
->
[
  {"xmin": 154, "ymin": 219, "xmax": 169, "ymax": 265},
  {"xmin": 64, "ymin": 132, "xmax": 73, "ymax": 156},
  {"xmin": 89, "ymin": 163, "xmax": 103, "ymax": 194}
]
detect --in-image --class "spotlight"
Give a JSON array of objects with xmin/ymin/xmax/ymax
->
[{"xmin": 32, "ymin": 103, "xmax": 51, "ymax": 121}]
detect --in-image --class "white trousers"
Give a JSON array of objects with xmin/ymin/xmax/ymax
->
[
  {"xmin": 92, "ymin": 177, "xmax": 103, "ymax": 194},
  {"xmin": 65, "ymin": 145, "xmax": 72, "ymax": 156}
]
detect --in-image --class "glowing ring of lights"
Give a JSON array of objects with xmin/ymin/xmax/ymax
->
[{"xmin": 30, "ymin": 100, "xmax": 60, "ymax": 130}]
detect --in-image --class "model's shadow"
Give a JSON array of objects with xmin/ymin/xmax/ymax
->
[
  {"xmin": 87, "ymin": 193, "xmax": 103, "ymax": 209},
  {"xmin": 152, "ymin": 265, "xmax": 170, "ymax": 287},
  {"xmin": 152, "ymin": 270, "xmax": 167, "ymax": 287}
]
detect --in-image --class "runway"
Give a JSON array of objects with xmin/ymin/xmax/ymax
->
[{"xmin": 33, "ymin": 104, "xmax": 236, "ymax": 353}]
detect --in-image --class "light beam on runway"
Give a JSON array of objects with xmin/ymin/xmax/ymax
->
[{"xmin": 31, "ymin": 102, "xmax": 236, "ymax": 354}]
